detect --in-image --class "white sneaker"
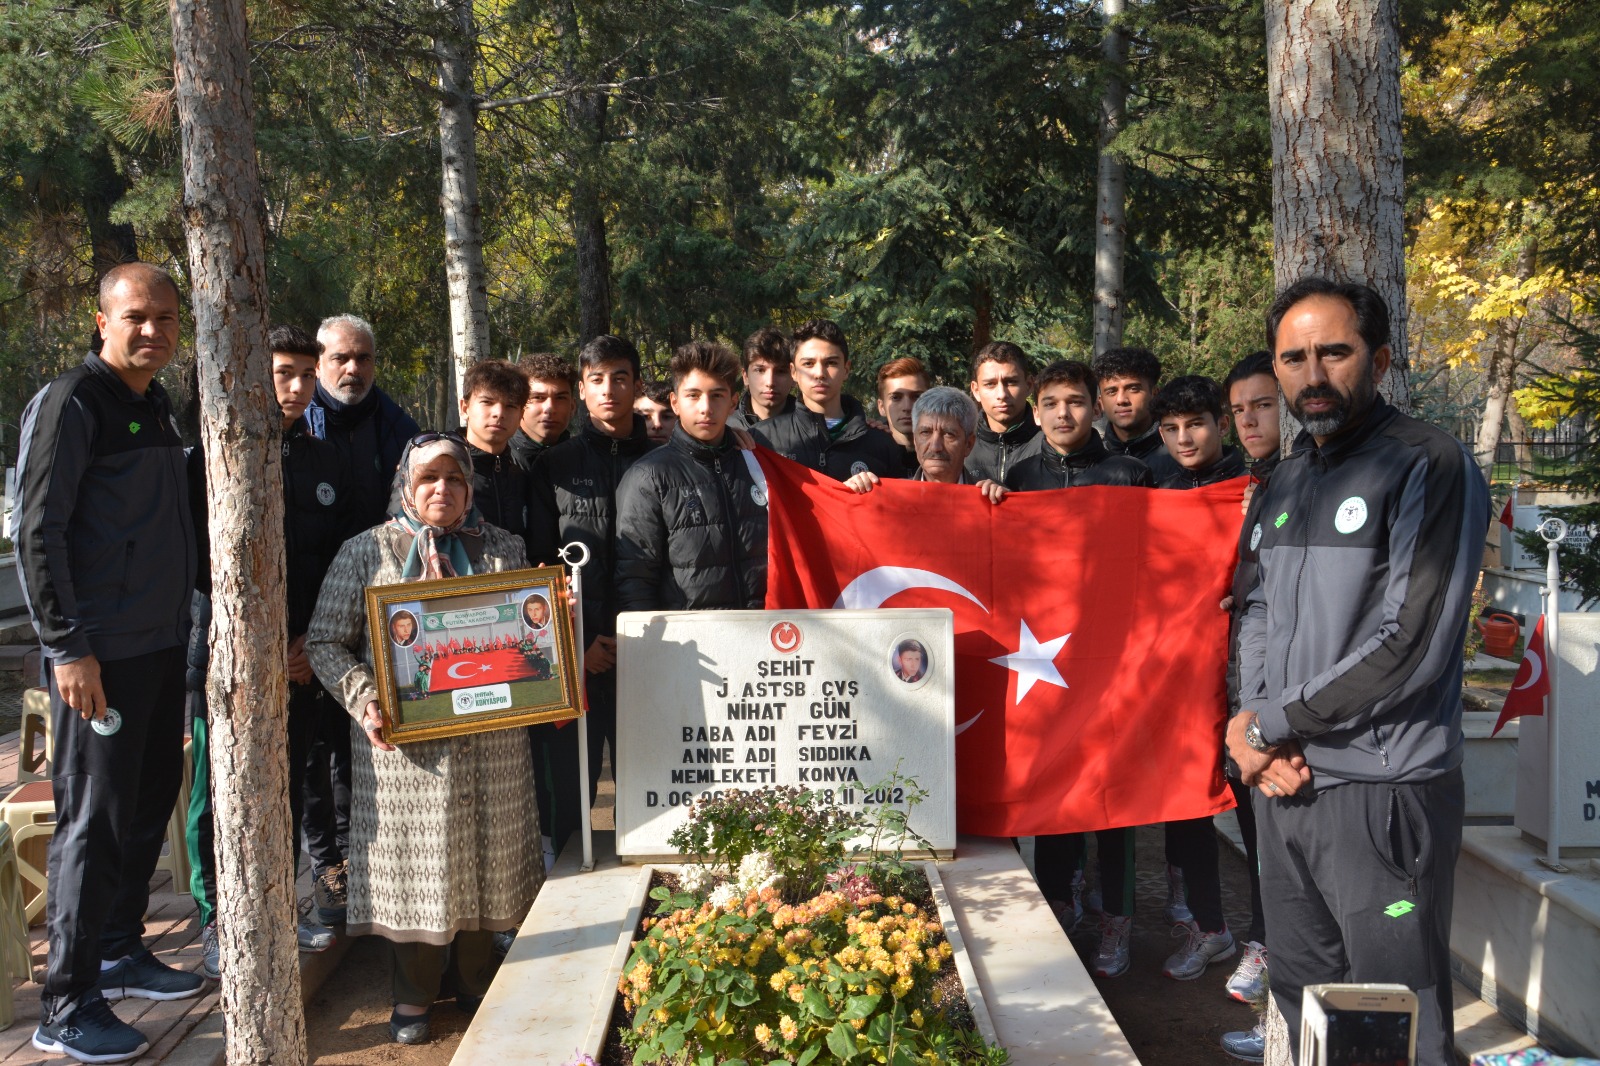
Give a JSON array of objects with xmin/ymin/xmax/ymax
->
[
  {"xmin": 1225, "ymin": 940, "xmax": 1269, "ymax": 1004},
  {"xmin": 297, "ymin": 898, "xmax": 334, "ymax": 953},
  {"xmin": 1093, "ymin": 914, "xmax": 1133, "ymax": 978},
  {"xmin": 1162, "ymin": 922, "xmax": 1235, "ymax": 980}
]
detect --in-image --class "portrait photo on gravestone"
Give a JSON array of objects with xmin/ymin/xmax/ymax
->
[{"xmin": 363, "ymin": 564, "xmax": 584, "ymax": 743}]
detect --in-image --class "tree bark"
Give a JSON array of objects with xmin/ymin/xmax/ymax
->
[
  {"xmin": 1266, "ymin": 0, "xmax": 1410, "ymax": 430},
  {"xmin": 1265, "ymin": 997, "xmax": 1293, "ymax": 1066},
  {"xmin": 1092, "ymin": 0, "xmax": 1129, "ymax": 358},
  {"xmin": 82, "ymin": 145, "xmax": 139, "ymax": 280},
  {"xmin": 437, "ymin": 0, "xmax": 490, "ymax": 409},
  {"xmin": 557, "ymin": 0, "xmax": 612, "ymax": 342},
  {"xmin": 972, "ymin": 283, "xmax": 994, "ymax": 353},
  {"xmin": 169, "ymin": 0, "xmax": 306, "ymax": 1061},
  {"xmin": 1472, "ymin": 238, "xmax": 1537, "ymax": 479}
]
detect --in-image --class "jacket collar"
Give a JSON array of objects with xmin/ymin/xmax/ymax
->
[
  {"xmin": 85, "ymin": 351, "xmax": 164, "ymax": 404},
  {"xmin": 794, "ymin": 394, "xmax": 871, "ymax": 441},
  {"xmin": 1040, "ymin": 428, "xmax": 1110, "ymax": 470},
  {"xmin": 582, "ymin": 415, "xmax": 654, "ymax": 453},
  {"xmin": 668, "ymin": 424, "xmax": 738, "ymax": 462},
  {"xmin": 1294, "ymin": 396, "xmax": 1399, "ymax": 465},
  {"xmin": 976, "ymin": 406, "xmax": 1040, "ymax": 447},
  {"xmin": 1105, "ymin": 419, "xmax": 1160, "ymax": 455}
]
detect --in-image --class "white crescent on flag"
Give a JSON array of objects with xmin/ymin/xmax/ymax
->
[
  {"xmin": 446, "ymin": 660, "xmax": 482, "ymax": 680},
  {"xmin": 1514, "ymin": 648, "xmax": 1543, "ymax": 691}
]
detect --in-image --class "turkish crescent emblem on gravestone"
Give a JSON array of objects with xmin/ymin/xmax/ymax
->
[
  {"xmin": 770, "ymin": 621, "xmax": 803, "ymax": 653},
  {"xmin": 1334, "ymin": 496, "xmax": 1368, "ymax": 535}
]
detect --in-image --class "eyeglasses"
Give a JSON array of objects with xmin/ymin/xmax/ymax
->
[{"xmin": 408, "ymin": 430, "xmax": 466, "ymax": 448}]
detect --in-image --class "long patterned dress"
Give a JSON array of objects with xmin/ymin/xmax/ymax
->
[{"xmin": 306, "ymin": 522, "xmax": 543, "ymax": 944}]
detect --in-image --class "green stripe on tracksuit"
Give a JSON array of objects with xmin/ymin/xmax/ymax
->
[{"xmin": 185, "ymin": 716, "xmax": 217, "ymax": 927}]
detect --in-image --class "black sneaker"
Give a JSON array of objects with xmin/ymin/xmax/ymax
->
[
  {"xmin": 96, "ymin": 950, "xmax": 206, "ymax": 1002},
  {"xmin": 33, "ymin": 994, "xmax": 150, "ymax": 1064}
]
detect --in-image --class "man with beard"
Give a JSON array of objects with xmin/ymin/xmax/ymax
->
[
  {"xmin": 965, "ymin": 342, "xmax": 1042, "ymax": 483},
  {"xmin": 303, "ymin": 313, "xmax": 420, "ymax": 928},
  {"xmin": 1228, "ymin": 277, "xmax": 1487, "ymax": 1066}
]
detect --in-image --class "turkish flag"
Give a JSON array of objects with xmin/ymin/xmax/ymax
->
[
  {"xmin": 1499, "ymin": 492, "xmax": 1516, "ymax": 531},
  {"xmin": 1493, "ymin": 615, "xmax": 1549, "ymax": 735},
  {"xmin": 429, "ymin": 649, "xmax": 538, "ymax": 691},
  {"xmin": 759, "ymin": 450, "xmax": 1244, "ymax": 836}
]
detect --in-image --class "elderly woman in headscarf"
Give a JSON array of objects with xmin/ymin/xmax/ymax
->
[{"xmin": 306, "ymin": 433, "xmax": 542, "ymax": 1045}]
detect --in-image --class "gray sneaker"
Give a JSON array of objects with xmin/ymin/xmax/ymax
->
[
  {"xmin": 200, "ymin": 922, "xmax": 220, "ymax": 981},
  {"xmin": 1221, "ymin": 1021, "xmax": 1266, "ymax": 1062},
  {"xmin": 1163, "ymin": 863, "xmax": 1193, "ymax": 926},
  {"xmin": 1092, "ymin": 914, "xmax": 1133, "ymax": 978},
  {"xmin": 33, "ymin": 994, "xmax": 149, "ymax": 1064},
  {"xmin": 297, "ymin": 898, "xmax": 335, "ymax": 953},
  {"xmin": 1225, "ymin": 940, "xmax": 1269, "ymax": 1004},
  {"xmin": 1162, "ymin": 922, "xmax": 1236, "ymax": 980}
]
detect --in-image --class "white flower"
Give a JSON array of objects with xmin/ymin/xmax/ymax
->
[
  {"xmin": 735, "ymin": 851, "xmax": 777, "ymax": 891},
  {"xmin": 678, "ymin": 865, "xmax": 713, "ymax": 895},
  {"xmin": 707, "ymin": 884, "xmax": 740, "ymax": 911}
]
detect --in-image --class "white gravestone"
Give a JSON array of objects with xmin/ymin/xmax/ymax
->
[
  {"xmin": 614, "ymin": 608, "xmax": 956, "ymax": 862},
  {"xmin": 1514, "ymin": 612, "xmax": 1600, "ymax": 855}
]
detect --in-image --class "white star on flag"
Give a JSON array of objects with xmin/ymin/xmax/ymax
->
[{"xmin": 989, "ymin": 620, "xmax": 1071, "ymax": 703}]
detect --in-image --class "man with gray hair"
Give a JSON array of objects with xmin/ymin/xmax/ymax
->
[
  {"xmin": 844, "ymin": 386, "xmax": 1001, "ymax": 497},
  {"xmin": 302, "ymin": 313, "xmax": 419, "ymax": 929},
  {"xmin": 305, "ymin": 314, "xmax": 421, "ymax": 528}
]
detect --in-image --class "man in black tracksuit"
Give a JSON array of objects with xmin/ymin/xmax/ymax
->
[
  {"xmin": 528, "ymin": 335, "xmax": 659, "ymax": 825},
  {"xmin": 992, "ymin": 361, "xmax": 1151, "ymax": 980},
  {"xmin": 302, "ymin": 313, "xmax": 421, "ymax": 922},
  {"xmin": 751, "ymin": 319, "xmax": 903, "ymax": 480},
  {"xmin": 615, "ymin": 341, "xmax": 768, "ymax": 614},
  {"xmin": 1228, "ymin": 278, "xmax": 1489, "ymax": 1065},
  {"xmin": 185, "ymin": 324, "xmax": 362, "ymax": 970},
  {"xmin": 17, "ymin": 264, "xmax": 203, "ymax": 1062},
  {"xmin": 966, "ymin": 341, "xmax": 1043, "ymax": 483},
  {"xmin": 459, "ymin": 359, "xmax": 536, "ymax": 546}
]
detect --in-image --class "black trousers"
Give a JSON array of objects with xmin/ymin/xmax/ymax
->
[
  {"xmin": 528, "ymin": 719, "xmax": 581, "ymax": 855},
  {"xmin": 1033, "ymin": 828, "xmax": 1136, "ymax": 917},
  {"xmin": 302, "ymin": 689, "xmax": 352, "ymax": 873},
  {"xmin": 1164, "ymin": 816, "xmax": 1225, "ymax": 933},
  {"xmin": 390, "ymin": 931, "xmax": 498, "ymax": 1006},
  {"xmin": 1256, "ymin": 769, "xmax": 1463, "ymax": 1066},
  {"xmin": 1229, "ymin": 778, "xmax": 1266, "ymax": 944},
  {"xmin": 583, "ymin": 669, "xmax": 617, "ymax": 808},
  {"xmin": 43, "ymin": 647, "xmax": 186, "ymax": 1010}
]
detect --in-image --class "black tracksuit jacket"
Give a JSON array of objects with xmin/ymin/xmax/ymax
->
[{"xmin": 751, "ymin": 395, "xmax": 904, "ymax": 481}]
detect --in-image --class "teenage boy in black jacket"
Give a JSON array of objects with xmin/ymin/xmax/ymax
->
[
  {"xmin": 460, "ymin": 359, "xmax": 535, "ymax": 547},
  {"xmin": 966, "ymin": 342, "xmax": 1043, "ymax": 483},
  {"xmin": 509, "ymin": 352, "xmax": 577, "ymax": 467},
  {"xmin": 1093, "ymin": 346, "xmax": 1179, "ymax": 482},
  {"xmin": 615, "ymin": 341, "xmax": 768, "ymax": 613},
  {"xmin": 1154, "ymin": 375, "xmax": 1247, "ymax": 490},
  {"xmin": 751, "ymin": 319, "xmax": 903, "ymax": 480},
  {"xmin": 528, "ymin": 335, "xmax": 658, "ymax": 835}
]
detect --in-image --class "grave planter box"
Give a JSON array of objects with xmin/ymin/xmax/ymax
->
[{"xmin": 451, "ymin": 834, "xmax": 1138, "ymax": 1065}]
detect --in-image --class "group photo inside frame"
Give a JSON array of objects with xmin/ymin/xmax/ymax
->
[{"xmin": 365, "ymin": 564, "xmax": 583, "ymax": 744}]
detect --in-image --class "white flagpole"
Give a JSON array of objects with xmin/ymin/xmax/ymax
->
[
  {"xmin": 1537, "ymin": 517, "xmax": 1567, "ymax": 872},
  {"xmin": 559, "ymin": 541, "xmax": 596, "ymax": 873}
]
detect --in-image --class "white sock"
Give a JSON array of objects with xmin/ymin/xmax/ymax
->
[{"xmin": 100, "ymin": 957, "xmax": 128, "ymax": 971}]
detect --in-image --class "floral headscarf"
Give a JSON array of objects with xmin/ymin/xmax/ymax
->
[{"xmin": 386, "ymin": 434, "xmax": 484, "ymax": 581}]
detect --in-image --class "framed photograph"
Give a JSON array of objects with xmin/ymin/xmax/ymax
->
[{"xmin": 365, "ymin": 565, "xmax": 583, "ymax": 744}]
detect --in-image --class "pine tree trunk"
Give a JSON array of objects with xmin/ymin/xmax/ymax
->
[
  {"xmin": 1266, "ymin": 0, "xmax": 1409, "ymax": 424},
  {"xmin": 168, "ymin": 0, "xmax": 306, "ymax": 1061},
  {"xmin": 82, "ymin": 145, "xmax": 139, "ymax": 279},
  {"xmin": 1265, "ymin": 997, "xmax": 1293, "ymax": 1066},
  {"xmin": 437, "ymin": 0, "xmax": 490, "ymax": 408},
  {"xmin": 1472, "ymin": 239, "xmax": 1537, "ymax": 478},
  {"xmin": 557, "ymin": 0, "xmax": 612, "ymax": 342},
  {"xmin": 1092, "ymin": 0, "xmax": 1129, "ymax": 358}
]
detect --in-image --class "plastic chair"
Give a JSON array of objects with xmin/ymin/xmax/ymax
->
[
  {"xmin": 0, "ymin": 783, "xmax": 55, "ymax": 926},
  {"xmin": 156, "ymin": 736, "xmax": 194, "ymax": 897},
  {"xmin": 17, "ymin": 689, "xmax": 52, "ymax": 784},
  {"xmin": 0, "ymin": 822, "xmax": 36, "ymax": 1029}
]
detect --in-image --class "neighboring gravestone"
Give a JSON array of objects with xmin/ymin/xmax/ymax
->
[
  {"xmin": 614, "ymin": 608, "xmax": 956, "ymax": 861},
  {"xmin": 1514, "ymin": 612, "xmax": 1600, "ymax": 855}
]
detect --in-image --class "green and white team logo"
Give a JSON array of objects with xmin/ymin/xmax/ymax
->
[{"xmin": 1334, "ymin": 496, "xmax": 1368, "ymax": 534}]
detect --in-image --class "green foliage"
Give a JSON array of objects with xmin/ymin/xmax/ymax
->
[{"xmin": 667, "ymin": 786, "xmax": 864, "ymax": 903}]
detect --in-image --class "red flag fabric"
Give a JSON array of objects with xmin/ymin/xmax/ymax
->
[
  {"xmin": 1493, "ymin": 615, "xmax": 1549, "ymax": 736},
  {"xmin": 758, "ymin": 449, "xmax": 1243, "ymax": 836},
  {"xmin": 428, "ymin": 648, "xmax": 539, "ymax": 691},
  {"xmin": 1498, "ymin": 493, "xmax": 1516, "ymax": 531}
]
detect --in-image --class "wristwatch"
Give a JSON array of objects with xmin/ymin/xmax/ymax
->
[{"xmin": 1243, "ymin": 715, "xmax": 1271, "ymax": 753}]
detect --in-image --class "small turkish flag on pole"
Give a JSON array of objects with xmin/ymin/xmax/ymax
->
[
  {"xmin": 1493, "ymin": 614, "xmax": 1549, "ymax": 736},
  {"xmin": 1499, "ymin": 490, "xmax": 1516, "ymax": 531}
]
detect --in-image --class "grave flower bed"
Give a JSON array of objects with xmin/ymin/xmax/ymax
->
[{"xmin": 607, "ymin": 784, "xmax": 1008, "ymax": 1065}]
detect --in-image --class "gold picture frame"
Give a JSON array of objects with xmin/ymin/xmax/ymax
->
[{"xmin": 365, "ymin": 565, "xmax": 583, "ymax": 744}]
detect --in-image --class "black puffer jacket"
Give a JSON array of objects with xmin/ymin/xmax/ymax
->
[
  {"xmin": 1156, "ymin": 446, "xmax": 1246, "ymax": 489},
  {"xmin": 528, "ymin": 419, "xmax": 658, "ymax": 643},
  {"xmin": 1003, "ymin": 429, "xmax": 1153, "ymax": 491},
  {"xmin": 508, "ymin": 427, "xmax": 567, "ymax": 469},
  {"xmin": 751, "ymin": 395, "xmax": 904, "ymax": 480},
  {"xmin": 1105, "ymin": 421, "xmax": 1182, "ymax": 483},
  {"xmin": 966, "ymin": 408, "xmax": 1043, "ymax": 483},
  {"xmin": 465, "ymin": 438, "xmax": 534, "ymax": 548},
  {"xmin": 614, "ymin": 428, "xmax": 768, "ymax": 612}
]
